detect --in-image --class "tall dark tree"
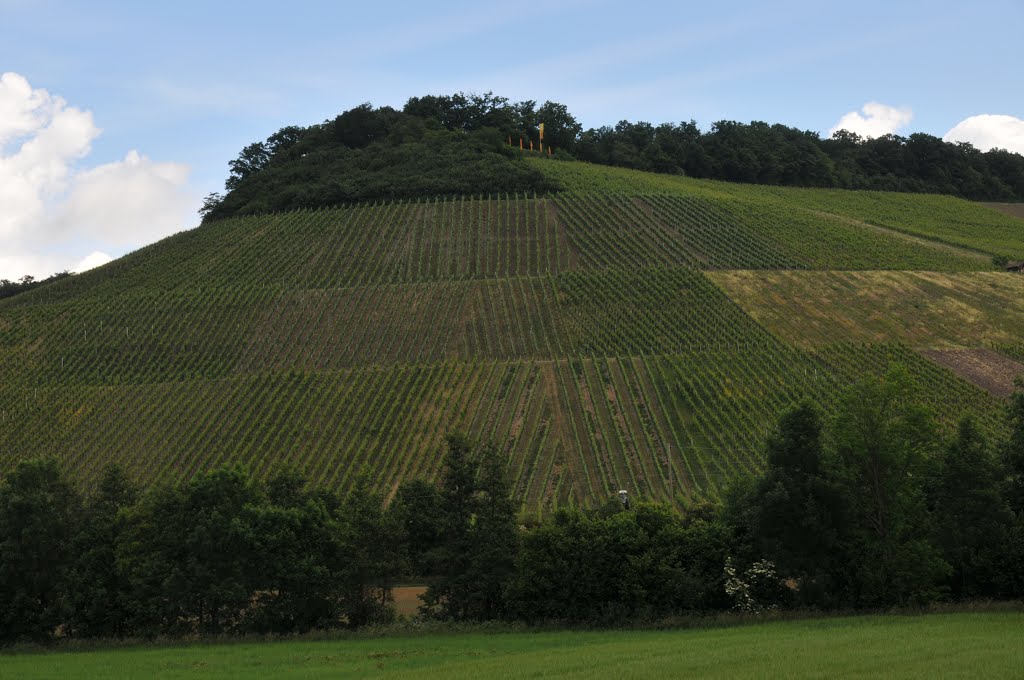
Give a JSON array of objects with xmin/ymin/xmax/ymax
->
[
  {"xmin": 747, "ymin": 401, "xmax": 849, "ymax": 605},
  {"xmin": 931, "ymin": 417, "xmax": 1013, "ymax": 598},
  {"xmin": 337, "ymin": 474, "xmax": 405, "ymax": 627},
  {"xmin": 389, "ymin": 478, "xmax": 444, "ymax": 578},
  {"xmin": 831, "ymin": 366, "xmax": 949, "ymax": 606},
  {"xmin": 64, "ymin": 465, "xmax": 138, "ymax": 637},
  {"xmin": 536, "ymin": 100, "xmax": 581, "ymax": 153},
  {"xmin": 0, "ymin": 459, "xmax": 81, "ymax": 642},
  {"xmin": 999, "ymin": 383, "xmax": 1024, "ymax": 598},
  {"xmin": 421, "ymin": 433, "xmax": 518, "ymax": 621},
  {"xmin": 1003, "ymin": 382, "xmax": 1024, "ymax": 517},
  {"xmin": 464, "ymin": 445, "xmax": 518, "ymax": 620},
  {"xmin": 420, "ymin": 432, "xmax": 479, "ymax": 619}
]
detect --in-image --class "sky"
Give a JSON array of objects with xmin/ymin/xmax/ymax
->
[{"xmin": 1, "ymin": 0, "xmax": 1022, "ymax": 280}]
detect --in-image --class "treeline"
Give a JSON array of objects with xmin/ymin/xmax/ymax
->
[
  {"xmin": 0, "ymin": 271, "xmax": 71, "ymax": 300},
  {"xmin": 574, "ymin": 122, "xmax": 1024, "ymax": 199},
  {"xmin": 203, "ymin": 92, "xmax": 1024, "ymax": 221},
  {"xmin": 2, "ymin": 368, "xmax": 1024, "ymax": 643}
]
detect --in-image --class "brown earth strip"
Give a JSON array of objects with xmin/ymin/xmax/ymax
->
[
  {"xmin": 920, "ymin": 348, "xmax": 1024, "ymax": 397},
  {"xmin": 392, "ymin": 585, "xmax": 427, "ymax": 617},
  {"xmin": 983, "ymin": 202, "xmax": 1024, "ymax": 222}
]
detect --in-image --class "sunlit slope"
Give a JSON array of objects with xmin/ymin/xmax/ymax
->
[
  {"xmin": 533, "ymin": 158, "xmax": 1024, "ymax": 258},
  {"xmin": 1, "ymin": 160, "xmax": 1018, "ymax": 509}
]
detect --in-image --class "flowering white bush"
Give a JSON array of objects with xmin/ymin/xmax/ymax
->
[{"xmin": 724, "ymin": 557, "xmax": 781, "ymax": 613}]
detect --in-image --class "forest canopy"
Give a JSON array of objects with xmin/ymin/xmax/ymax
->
[{"xmin": 202, "ymin": 92, "xmax": 1024, "ymax": 222}]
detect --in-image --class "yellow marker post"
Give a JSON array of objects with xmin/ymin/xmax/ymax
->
[{"xmin": 539, "ymin": 123, "xmax": 544, "ymax": 153}]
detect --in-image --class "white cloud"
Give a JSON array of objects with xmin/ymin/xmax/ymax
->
[
  {"xmin": 943, "ymin": 114, "xmax": 1024, "ymax": 155},
  {"xmin": 73, "ymin": 251, "xmax": 113, "ymax": 273},
  {"xmin": 0, "ymin": 253, "xmax": 63, "ymax": 283},
  {"xmin": 0, "ymin": 72, "xmax": 60, "ymax": 146},
  {"xmin": 55, "ymin": 150, "xmax": 191, "ymax": 245},
  {"xmin": 0, "ymin": 72, "xmax": 195, "ymax": 280},
  {"xmin": 829, "ymin": 102, "xmax": 913, "ymax": 139}
]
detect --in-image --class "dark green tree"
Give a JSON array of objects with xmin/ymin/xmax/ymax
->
[
  {"xmin": 932, "ymin": 417, "xmax": 1013, "ymax": 598},
  {"xmin": 747, "ymin": 401, "xmax": 849, "ymax": 605},
  {"xmin": 831, "ymin": 366, "xmax": 949, "ymax": 606},
  {"xmin": 1003, "ymin": 381, "xmax": 1024, "ymax": 517},
  {"xmin": 536, "ymin": 100, "xmax": 581, "ymax": 153},
  {"xmin": 389, "ymin": 478, "xmax": 444, "ymax": 578},
  {"xmin": 245, "ymin": 468, "xmax": 346, "ymax": 633},
  {"xmin": 225, "ymin": 141, "xmax": 270, "ymax": 190},
  {"xmin": 421, "ymin": 432, "xmax": 479, "ymax": 619},
  {"xmin": 119, "ymin": 466, "xmax": 263, "ymax": 635},
  {"xmin": 421, "ymin": 433, "xmax": 518, "ymax": 620},
  {"xmin": 997, "ymin": 382, "xmax": 1024, "ymax": 597},
  {"xmin": 507, "ymin": 502, "xmax": 736, "ymax": 622},
  {"xmin": 463, "ymin": 445, "xmax": 518, "ymax": 620},
  {"xmin": 64, "ymin": 465, "xmax": 138, "ymax": 637},
  {"xmin": 0, "ymin": 459, "xmax": 81, "ymax": 642},
  {"xmin": 337, "ymin": 474, "xmax": 405, "ymax": 627}
]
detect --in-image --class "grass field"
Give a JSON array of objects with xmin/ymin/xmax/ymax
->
[{"xmin": 2, "ymin": 612, "xmax": 1022, "ymax": 679}]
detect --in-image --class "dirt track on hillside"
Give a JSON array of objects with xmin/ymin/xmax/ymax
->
[
  {"xmin": 983, "ymin": 202, "xmax": 1024, "ymax": 221},
  {"xmin": 921, "ymin": 348, "xmax": 1024, "ymax": 397}
]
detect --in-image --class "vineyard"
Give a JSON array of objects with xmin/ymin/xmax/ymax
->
[
  {"xmin": 1, "ymin": 159, "xmax": 1021, "ymax": 510},
  {"xmin": 708, "ymin": 270, "xmax": 1024, "ymax": 349}
]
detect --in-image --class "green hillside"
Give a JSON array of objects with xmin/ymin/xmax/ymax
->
[{"xmin": 2, "ymin": 159, "xmax": 1022, "ymax": 509}]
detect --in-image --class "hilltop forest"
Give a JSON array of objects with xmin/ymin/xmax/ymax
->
[{"xmin": 202, "ymin": 92, "xmax": 1024, "ymax": 221}]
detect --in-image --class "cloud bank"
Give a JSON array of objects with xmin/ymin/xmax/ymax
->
[
  {"xmin": 0, "ymin": 72, "xmax": 194, "ymax": 280},
  {"xmin": 943, "ymin": 114, "xmax": 1024, "ymax": 155},
  {"xmin": 829, "ymin": 102, "xmax": 913, "ymax": 139}
]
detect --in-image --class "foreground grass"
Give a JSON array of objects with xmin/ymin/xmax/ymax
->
[{"xmin": 3, "ymin": 612, "xmax": 1023, "ymax": 679}]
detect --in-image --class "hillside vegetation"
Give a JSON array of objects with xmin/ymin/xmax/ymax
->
[
  {"xmin": 2, "ymin": 157, "xmax": 1022, "ymax": 509},
  {"xmin": 200, "ymin": 95, "xmax": 1024, "ymax": 227}
]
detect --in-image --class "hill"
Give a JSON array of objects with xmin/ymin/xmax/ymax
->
[
  {"xmin": 2, "ymin": 159, "xmax": 1023, "ymax": 510},
  {"xmin": 199, "ymin": 96, "xmax": 1024, "ymax": 226}
]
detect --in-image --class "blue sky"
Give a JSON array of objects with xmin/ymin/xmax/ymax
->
[{"xmin": 2, "ymin": 0, "xmax": 1022, "ymax": 278}]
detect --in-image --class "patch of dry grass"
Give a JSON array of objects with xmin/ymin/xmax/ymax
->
[{"xmin": 709, "ymin": 270, "xmax": 1024, "ymax": 349}]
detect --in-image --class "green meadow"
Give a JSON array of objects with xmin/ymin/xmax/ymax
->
[{"xmin": 3, "ymin": 612, "xmax": 1022, "ymax": 679}]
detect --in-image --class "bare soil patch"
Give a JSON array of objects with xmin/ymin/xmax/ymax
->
[
  {"xmin": 921, "ymin": 348, "xmax": 1024, "ymax": 397},
  {"xmin": 392, "ymin": 585, "xmax": 427, "ymax": 617},
  {"xmin": 983, "ymin": 202, "xmax": 1024, "ymax": 221}
]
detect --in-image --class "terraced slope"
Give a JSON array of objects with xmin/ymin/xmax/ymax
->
[
  {"xmin": 708, "ymin": 271, "xmax": 1024, "ymax": 349},
  {"xmin": 1, "ymin": 161, "xmax": 1020, "ymax": 510}
]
